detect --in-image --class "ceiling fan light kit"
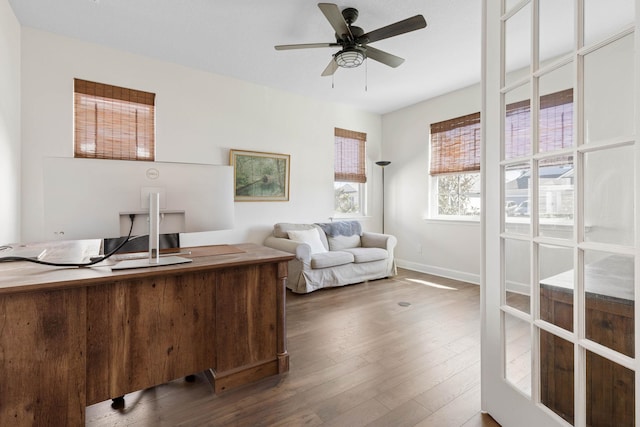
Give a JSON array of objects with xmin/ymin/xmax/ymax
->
[
  {"xmin": 275, "ymin": 3, "xmax": 427, "ymax": 76},
  {"xmin": 335, "ymin": 47, "xmax": 366, "ymax": 68}
]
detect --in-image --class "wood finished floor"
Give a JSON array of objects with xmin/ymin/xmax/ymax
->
[{"xmin": 85, "ymin": 268, "xmax": 500, "ymax": 427}]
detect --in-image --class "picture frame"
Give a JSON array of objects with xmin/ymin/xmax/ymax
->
[{"xmin": 229, "ymin": 149, "xmax": 290, "ymax": 201}]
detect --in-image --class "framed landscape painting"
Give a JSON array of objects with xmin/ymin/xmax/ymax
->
[{"xmin": 229, "ymin": 149, "xmax": 290, "ymax": 201}]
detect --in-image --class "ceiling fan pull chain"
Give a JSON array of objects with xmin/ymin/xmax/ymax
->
[{"xmin": 365, "ymin": 57, "xmax": 368, "ymax": 92}]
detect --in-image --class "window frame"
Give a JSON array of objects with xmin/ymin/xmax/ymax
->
[
  {"xmin": 429, "ymin": 112, "xmax": 482, "ymax": 220},
  {"xmin": 334, "ymin": 127, "xmax": 367, "ymax": 217},
  {"xmin": 430, "ymin": 89, "xmax": 573, "ymax": 221}
]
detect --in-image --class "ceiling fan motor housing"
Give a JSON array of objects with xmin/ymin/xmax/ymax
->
[
  {"xmin": 335, "ymin": 26, "xmax": 365, "ymax": 44},
  {"xmin": 342, "ymin": 7, "xmax": 359, "ymax": 24}
]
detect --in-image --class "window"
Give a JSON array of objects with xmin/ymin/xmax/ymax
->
[
  {"xmin": 429, "ymin": 112, "xmax": 481, "ymax": 218},
  {"xmin": 334, "ymin": 128, "xmax": 366, "ymax": 215},
  {"xmin": 504, "ymin": 89, "xmax": 574, "ymax": 225},
  {"xmin": 74, "ymin": 79, "xmax": 155, "ymax": 161},
  {"xmin": 505, "ymin": 88, "xmax": 573, "ymax": 158},
  {"xmin": 430, "ymin": 89, "xmax": 573, "ymax": 220}
]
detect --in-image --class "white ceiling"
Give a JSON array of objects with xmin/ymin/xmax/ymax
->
[{"xmin": 8, "ymin": 0, "xmax": 483, "ymax": 114}]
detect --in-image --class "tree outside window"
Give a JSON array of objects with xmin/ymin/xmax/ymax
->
[{"xmin": 437, "ymin": 173, "xmax": 481, "ymax": 216}]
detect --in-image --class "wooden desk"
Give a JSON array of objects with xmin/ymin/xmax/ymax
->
[
  {"xmin": 0, "ymin": 241, "xmax": 294, "ymax": 426},
  {"xmin": 540, "ymin": 255, "xmax": 635, "ymax": 427}
]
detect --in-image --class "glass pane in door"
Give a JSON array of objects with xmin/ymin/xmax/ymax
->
[
  {"xmin": 586, "ymin": 350, "xmax": 635, "ymax": 426},
  {"xmin": 539, "ymin": 330, "xmax": 575, "ymax": 425},
  {"xmin": 504, "ymin": 238, "xmax": 531, "ymax": 313},
  {"xmin": 583, "ymin": 33, "xmax": 634, "ymax": 144},
  {"xmin": 584, "ymin": 0, "xmax": 634, "ymax": 47},
  {"xmin": 505, "ymin": 162, "xmax": 531, "ymax": 234},
  {"xmin": 504, "ymin": 3, "xmax": 531, "ymax": 87},
  {"xmin": 538, "ymin": 156, "xmax": 574, "ymax": 237},
  {"xmin": 584, "ymin": 250, "xmax": 634, "ymax": 357},
  {"xmin": 539, "ymin": 0, "xmax": 574, "ymax": 66},
  {"xmin": 504, "ymin": 313, "xmax": 531, "ymax": 395},
  {"xmin": 584, "ymin": 145, "xmax": 634, "ymax": 246},
  {"xmin": 538, "ymin": 64, "xmax": 574, "ymax": 154},
  {"xmin": 504, "ymin": 83, "xmax": 531, "ymax": 160},
  {"xmin": 539, "ymin": 244, "xmax": 574, "ymax": 331}
]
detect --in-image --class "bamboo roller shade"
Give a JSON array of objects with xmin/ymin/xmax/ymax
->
[
  {"xmin": 335, "ymin": 127, "xmax": 367, "ymax": 183},
  {"xmin": 74, "ymin": 79, "xmax": 156, "ymax": 161},
  {"xmin": 430, "ymin": 88, "xmax": 573, "ymax": 175}
]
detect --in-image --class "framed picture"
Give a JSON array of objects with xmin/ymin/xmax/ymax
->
[{"xmin": 229, "ymin": 149, "xmax": 290, "ymax": 201}]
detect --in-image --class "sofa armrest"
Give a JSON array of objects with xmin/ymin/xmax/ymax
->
[
  {"xmin": 361, "ymin": 232, "xmax": 397, "ymax": 251},
  {"xmin": 264, "ymin": 236, "xmax": 312, "ymax": 264}
]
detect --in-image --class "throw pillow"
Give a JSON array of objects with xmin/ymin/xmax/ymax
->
[
  {"xmin": 328, "ymin": 234, "xmax": 361, "ymax": 251},
  {"xmin": 287, "ymin": 228, "xmax": 327, "ymax": 254}
]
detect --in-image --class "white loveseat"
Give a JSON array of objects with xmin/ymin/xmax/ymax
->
[{"xmin": 263, "ymin": 221, "xmax": 397, "ymax": 294}]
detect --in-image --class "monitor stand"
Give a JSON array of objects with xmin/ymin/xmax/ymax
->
[
  {"xmin": 111, "ymin": 192, "xmax": 193, "ymax": 271},
  {"xmin": 111, "ymin": 255, "xmax": 192, "ymax": 270}
]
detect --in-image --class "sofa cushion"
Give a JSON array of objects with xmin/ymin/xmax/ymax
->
[
  {"xmin": 287, "ymin": 228, "xmax": 327, "ymax": 254},
  {"xmin": 343, "ymin": 247, "xmax": 388, "ymax": 263},
  {"xmin": 310, "ymin": 251, "xmax": 354, "ymax": 269},
  {"xmin": 274, "ymin": 223, "xmax": 329, "ymax": 249},
  {"xmin": 328, "ymin": 234, "xmax": 361, "ymax": 251},
  {"xmin": 274, "ymin": 223, "xmax": 315, "ymax": 238}
]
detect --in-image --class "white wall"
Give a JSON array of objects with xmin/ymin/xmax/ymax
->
[
  {"xmin": 0, "ymin": 0, "xmax": 20, "ymax": 244},
  {"xmin": 20, "ymin": 28, "xmax": 383, "ymax": 245},
  {"xmin": 382, "ymin": 85, "xmax": 482, "ymax": 284}
]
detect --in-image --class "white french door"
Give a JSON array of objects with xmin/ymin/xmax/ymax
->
[{"xmin": 482, "ymin": 0, "xmax": 639, "ymax": 426}]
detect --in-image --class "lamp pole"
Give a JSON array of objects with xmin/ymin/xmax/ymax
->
[{"xmin": 375, "ymin": 161, "xmax": 391, "ymax": 234}]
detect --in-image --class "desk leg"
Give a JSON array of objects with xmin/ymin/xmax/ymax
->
[{"xmin": 277, "ymin": 261, "xmax": 290, "ymax": 373}]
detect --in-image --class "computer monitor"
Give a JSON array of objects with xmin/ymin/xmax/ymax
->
[{"xmin": 42, "ymin": 157, "xmax": 234, "ymax": 268}]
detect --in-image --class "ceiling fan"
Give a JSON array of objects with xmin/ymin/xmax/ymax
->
[{"xmin": 275, "ymin": 3, "xmax": 427, "ymax": 76}]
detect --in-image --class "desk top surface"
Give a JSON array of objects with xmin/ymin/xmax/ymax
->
[
  {"xmin": 0, "ymin": 240, "xmax": 294, "ymax": 295},
  {"xmin": 540, "ymin": 254, "xmax": 634, "ymax": 303}
]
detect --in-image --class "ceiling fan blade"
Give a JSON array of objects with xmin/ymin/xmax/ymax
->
[
  {"xmin": 318, "ymin": 3, "xmax": 352, "ymax": 40},
  {"xmin": 365, "ymin": 46, "xmax": 405, "ymax": 68},
  {"xmin": 359, "ymin": 15, "xmax": 427, "ymax": 44},
  {"xmin": 321, "ymin": 59, "xmax": 339, "ymax": 76},
  {"xmin": 275, "ymin": 43, "xmax": 339, "ymax": 50}
]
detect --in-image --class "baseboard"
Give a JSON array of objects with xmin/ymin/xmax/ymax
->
[
  {"xmin": 505, "ymin": 280, "xmax": 530, "ymax": 295},
  {"xmin": 395, "ymin": 258, "xmax": 480, "ymax": 285}
]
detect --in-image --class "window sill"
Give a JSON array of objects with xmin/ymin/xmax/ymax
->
[
  {"xmin": 331, "ymin": 214, "xmax": 372, "ymax": 221},
  {"xmin": 424, "ymin": 216, "xmax": 480, "ymax": 225},
  {"xmin": 424, "ymin": 216, "xmax": 573, "ymax": 228}
]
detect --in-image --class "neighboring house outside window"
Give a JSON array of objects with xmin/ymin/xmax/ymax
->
[
  {"xmin": 429, "ymin": 88, "xmax": 573, "ymax": 222},
  {"xmin": 334, "ymin": 128, "xmax": 367, "ymax": 216},
  {"xmin": 504, "ymin": 89, "xmax": 574, "ymax": 224},
  {"xmin": 74, "ymin": 79, "xmax": 156, "ymax": 161}
]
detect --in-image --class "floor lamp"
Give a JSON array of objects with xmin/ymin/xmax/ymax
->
[{"xmin": 376, "ymin": 161, "xmax": 391, "ymax": 234}]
